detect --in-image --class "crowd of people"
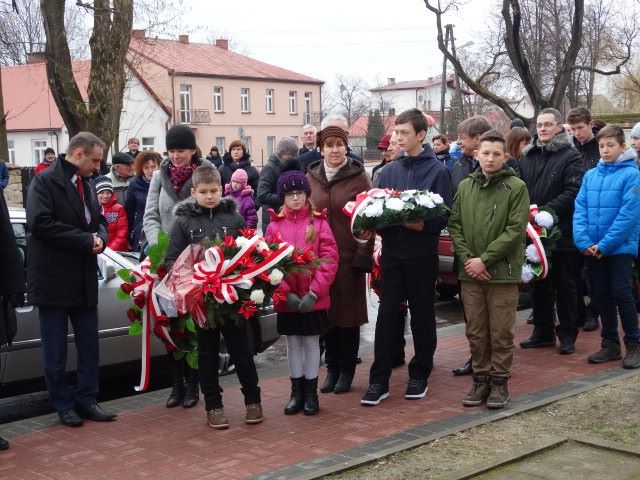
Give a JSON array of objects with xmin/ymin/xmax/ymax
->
[{"xmin": 1, "ymin": 105, "xmax": 640, "ymax": 445}]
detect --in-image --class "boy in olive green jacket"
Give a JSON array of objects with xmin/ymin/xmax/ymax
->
[{"xmin": 448, "ymin": 130, "xmax": 530, "ymax": 409}]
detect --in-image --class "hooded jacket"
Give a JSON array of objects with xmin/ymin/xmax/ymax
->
[
  {"xmin": 520, "ymin": 131, "xmax": 583, "ymax": 250},
  {"xmin": 218, "ymin": 153, "xmax": 259, "ymax": 194},
  {"xmin": 573, "ymin": 127, "xmax": 601, "ymax": 172},
  {"xmin": 265, "ymin": 205, "xmax": 339, "ymax": 313},
  {"xmin": 573, "ymin": 148, "xmax": 640, "ymax": 257},
  {"xmin": 448, "ymin": 166, "xmax": 530, "ymax": 283},
  {"xmin": 377, "ymin": 145, "xmax": 453, "ymax": 259},
  {"xmin": 164, "ymin": 197, "xmax": 245, "ymax": 271},
  {"xmin": 224, "ymin": 183, "xmax": 257, "ymax": 228},
  {"xmin": 101, "ymin": 195, "xmax": 129, "ymax": 251}
]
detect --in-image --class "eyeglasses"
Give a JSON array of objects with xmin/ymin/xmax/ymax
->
[
  {"xmin": 284, "ymin": 190, "xmax": 305, "ymax": 199},
  {"xmin": 536, "ymin": 122, "xmax": 557, "ymax": 129}
]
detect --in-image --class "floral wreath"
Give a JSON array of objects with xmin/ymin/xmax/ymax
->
[{"xmin": 521, "ymin": 205, "xmax": 561, "ymax": 283}]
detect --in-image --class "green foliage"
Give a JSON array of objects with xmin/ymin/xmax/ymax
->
[
  {"xmin": 129, "ymin": 322, "xmax": 142, "ymax": 336},
  {"xmin": 148, "ymin": 230, "xmax": 169, "ymax": 272},
  {"xmin": 116, "ymin": 288, "xmax": 130, "ymax": 301},
  {"xmin": 366, "ymin": 109, "xmax": 385, "ymax": 150},
  {"xmin": 173, "ymin": 350, "xmax": 185, "ymax": 361},
  {"xmin": 186, "ymin": 350, "xmax": 199, "ymax": 369},
  {"xmin": 117, "ymin": 268, "xmax": 133, "ymax": 282},
  {"xmin": 184, "ymin": 317, "xmax": 196, "ymax": 333}
]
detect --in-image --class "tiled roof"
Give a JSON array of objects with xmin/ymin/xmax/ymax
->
[
  {"xmin": 2, "ymin": 60, "xmax": 90, "ymax": 131},
  {"xmin": 348, "ymin": 115, "xmax": 397, "ymax": 137},
  {"xmin": 129, "ymin": 36, "xmax": 323, "ymax": 84}
]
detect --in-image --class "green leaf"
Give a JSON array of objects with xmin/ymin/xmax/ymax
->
[
  {"xmin": 184, "ymin": 317, "xmax": 196, "ymax": 333},
  {"xmin": 128, "ymin": 322, "xmax": 142, "ymax": 336},
  {"xmin": 531, "ymin": 264, "xmax": 543, "ymax": 276},
  {"xmin": 186, "ymin": 350, "xmax": 199, "ymax": 369},
  {"xmin": 116, "ymin": 289, "xmax": 131, "ymax": 301},
  {"xmin": 117, "ymin": 268, "xmax": 132, "ymax": 282},
  {"xmin": 173, "ymin": 350, "xmax": 185, "ymax": 360}
]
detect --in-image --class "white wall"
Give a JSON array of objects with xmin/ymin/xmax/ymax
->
[
  {"xmin": 7, "ymin": 130, "xmax": 66, "ymax": 167},
  {"xmin": 371, "ymin": 85, "xmax": 457, "ymax": 114}
]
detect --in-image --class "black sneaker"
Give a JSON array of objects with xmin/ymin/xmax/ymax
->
[
  {"xmin": 405, "ymin": 378, "xmax": 428, "ymax": 399},
  {"xmin": 558, "ymin": 336, "xmax": 576, "ymax": 355},
  {"xmin": 361, "ymin": 384, "xmax": 389, "ymax": 406}
]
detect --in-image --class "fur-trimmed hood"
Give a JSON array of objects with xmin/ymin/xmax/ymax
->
[
  {"xmin": 522, "ymin": 130, "xmax": 575, "ymax": 156},
  {"xmin": 173, "ymin": 196, "xmax": 238, "ymax": 217}
]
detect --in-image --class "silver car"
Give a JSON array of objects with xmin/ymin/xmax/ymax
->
[{"xmin": 1, "ymin": 208, "xmax": 279, "ymax": 385}]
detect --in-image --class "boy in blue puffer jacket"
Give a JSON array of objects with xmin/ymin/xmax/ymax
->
[{"xmin": 573, "ymin": 125, "xmax": 640, "ymax": 368}]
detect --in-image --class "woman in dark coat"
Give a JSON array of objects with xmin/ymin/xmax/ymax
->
[
  {"xmin": 218, "ymin": 139, "xmax": 259, "ymax": 194},
  {"xmin": 307, "ymin": 126, "xmax": 373, "ymax": 394},
  {"xmin": 125, "ymin": 151, "xmax": 161, "ymax": 251}
]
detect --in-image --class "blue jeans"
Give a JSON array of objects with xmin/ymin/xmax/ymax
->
[
  {"xmin": 39, "ymin": 306, "xmax": 99, "ymax": 412},
  {"xmin": 589, "ymin": 255, "xmax": 639, "ymax": 346}
]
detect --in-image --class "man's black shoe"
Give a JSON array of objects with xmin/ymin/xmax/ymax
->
[
  {"xmin": 405, "ymin": 378, "xmax": 428, "ymax": 399},
  {"xmin": 361, "ymin": 384, "xmax": 389, "ymax": 406},
  {"xmin": 0, "ymin": 436, "xmax": 9, "ymax": 450},
  {"xmin": 520, "ymin": 335, "xmax": 555, "ymax": 348},
  {"xmin": 59, "ymin": 409, "xmax": 84, "ymax": 427},
  {"xmin": 559, "ymin": 337, "xmax": 576, "ymax": 355},
  {"xmin": 583, "ymin": 315, "xmax": 599, "ymax": 332},
  {"xmin": 75, "ymin": 403, "xmax": 117, "ymax": 422},
  {"xmin": 452, "ymin": 358, "xmax": 473, "ymax": 376}
]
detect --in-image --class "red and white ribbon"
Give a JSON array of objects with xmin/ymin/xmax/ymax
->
[
  {"xmin": 131, "ymin": 257, "xmax": 176, "ymax": 392},
  {"xmin": 526, "ymin": 204, "xmax": 549, "ymax": 280},
  {"xmin": 343, "ymin": 188, "xmax": 388, "ymax": 243}
]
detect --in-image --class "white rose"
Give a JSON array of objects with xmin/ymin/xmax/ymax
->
[
  {"xmin": 235, "ymin": 236, "xmax": 249, "ymax": 248},
  {"xmin": 416, "ymin": 194, "xmax": 435, "ymax": 209},
  {"xmin": 250, "ymin": 289, "xmax": 265, "ymax": 305},
  {"xmin": 525, "ymin": 244, "xmax": 541, "ymax": 263},
  {"xmin": 404, "ymin": 189, "xmax": 418, "ymax": 195},
  {"xmin": 385, "ymin": 197, "xmax": 405, "ymax": 211},
  {"xmin": 363, "ymin": 201, "xmax": 384, "ymax": 217},
  {"xmin": 534, "ymin": 211, "xmax": 554, "ymax": 228},
  {"xmin": 400, "ymin": 192, "xmax": 413, "ymax": 202},
  {"xmin": 429, "ymin": 193, "xmax": 444, "ymax": 204},
  {"xmin": 521, "ymin": 264, "xmax": 535, "ymax": 283},
  {"xmin": 268, "ymin": 269, "xmax": 284, "ymax": 285}
]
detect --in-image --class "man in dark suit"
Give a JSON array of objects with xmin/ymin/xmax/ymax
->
[{"xmin": 26, "ymin": 132, "xmax": 116, "ymax": 427}]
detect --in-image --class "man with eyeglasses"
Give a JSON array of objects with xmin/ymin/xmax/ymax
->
[{"xmin": 519, "ymin": 108, "xmax": 584, "ymax": 355}]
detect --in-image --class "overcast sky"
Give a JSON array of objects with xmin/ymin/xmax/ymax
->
[{"xmin": 157, "ymin": 0, "xmax": 491, "ymax": 89}]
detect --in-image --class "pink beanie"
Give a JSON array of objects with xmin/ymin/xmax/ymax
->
[{"xmin": 231, "ymin": 168, "xmax": 248, "ymax": 186}]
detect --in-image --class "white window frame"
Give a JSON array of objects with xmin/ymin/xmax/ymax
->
[
  {"xmin": 141, "ymin": 137, "xmax": 155, "ymax": 151},
  {"xmin": 240, "ymin": 88, "xmax": 250, "ymax": 113},
  {"xmin": 179, "ymin": 84, "xmax": 192, "ymax": 123},
  {"xmin": 289, "ymin": 91, "xmax": 297, "ymax": 114},
  {"xmin": 215, "ymin": 137, "xmax": 225, "ymax": 153},
  {"xmin": 241, "ymin": 136, "xmax": 252, "ymax": 153},
  {"xmin": 267, "ymin": 136, "xmax": 276, "ymax": 156},
  {"xmin": 7, "ymin": 139, "xmax": 16, "ymax": 163},
  {"xmin": 213, "ymin": 86, "xmax": 223, "ymax": 112},
  {"xmin": 265, "ymin": 89, "xmax": 274, "ymax": 113},
  {"xmin": 33, "ymin": 139, "xmax": 48, "ymax": 165}
]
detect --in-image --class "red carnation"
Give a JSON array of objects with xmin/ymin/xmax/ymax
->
[
  {"xmin": 156, "ymin": 264, "xmax": 167, "ymax": 280},
  {"xmin": 257, "ymin": 271, "xmax": 270, "ymax": 282},
  {"xmin": 238, "ymin": 300, "xmax": 258, "ymax": 320},
  {"xmin": 272, "ymin": 231, "xmax": 283, "ymax": 244},
  {"xmin": 533, "ymin": 224, "xmax": 543, "ymax": 235},
  {"xmin": 133, "ymin": 291, "xmax": 146, "ymax": 308},
  {"xmin": 239, "ymin": 227, "xmax": 256, "ymax": 238},
  {"xmin": 271, "ymin": 287, "xmax": 286, "ymax": 305},
  {"xmin": 174, "ymin": 328, "xmax": 187, "ymax": 340},
  {"xmin": 155, "ymin": 314, "xmax": 170, "ymax": 327},
  {"xmin": 126, "ymin": 308, "xmax": 139, "ymax": 323},
  {"xmin": 121, "ymin": 282, "xmax": 134, "ymax": 294},
  {"xmin": 165, "ymin": 343, "xmax": 177, "ymax": 353},
  {"xmin": 224, "ymin": 234, "xmax": 236, "ymax": 248}
]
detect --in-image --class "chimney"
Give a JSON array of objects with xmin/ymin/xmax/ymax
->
[
  {"xmin": 215, "ymin": 39, "xmax": 229, "ymax": 50},
  {"xmin": 131, "ymin": 29, "xmax": 146, "ymax": 40},
  {"xmin": 178, "ymin": 34, "xmax": 189, "ymax": 44},
  {"xmin": 387, "ymin": 77, "xmax": 396, "ymax": 86},
  {"xmin": 26, "ymin": 52, "xmax": 46, "ymax": 64}
]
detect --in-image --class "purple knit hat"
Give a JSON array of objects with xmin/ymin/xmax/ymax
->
[{"xmin": 277, "ymin": 170, "xmax": 311, "ymax": 200}]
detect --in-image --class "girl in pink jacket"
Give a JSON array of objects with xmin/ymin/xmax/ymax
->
[{"xmin": 265, "ymin": 169, "xmax": 338, "ymax": 416}]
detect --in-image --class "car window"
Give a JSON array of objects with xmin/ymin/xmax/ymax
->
[{"xmin": 11, "ymin": 222, "xmax": 27, "ymax": 267}]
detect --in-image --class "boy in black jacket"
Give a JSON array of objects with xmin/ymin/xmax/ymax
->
[
  {"xmin": 166, "ymin": 165, "xmax": 263, "ymax": 430},
  {"xmin": 362, "ymin": 109, "xmax": 453, "ymax": 406}
]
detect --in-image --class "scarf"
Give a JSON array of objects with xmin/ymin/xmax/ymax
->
[
  {"xmin": 323, "ymin": 158, "xmax": 347, "ymax": 182},
  {"xmin": 168, "ymin": 162, "xmax": 197, "ymax": 194}
]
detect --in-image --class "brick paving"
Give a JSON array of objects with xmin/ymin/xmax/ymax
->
[{"xmin": 0, "ymin": 316, "xmax": 631, "ymax": 480}]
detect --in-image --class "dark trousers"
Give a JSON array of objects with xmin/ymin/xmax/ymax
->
[
  {"xmin": 370, "ymin": 254, "xmax": 438, "ymax": 386},
  {"xmin": 324, "ymin": 326, "xmax": 360, "ymax": 376},
  {"xmin": 39, "ymin": 306, "xmax": 99, "ymax": 413},
  {"xmin": 590, "ymin": 254, "xmax": 639, "ymax": 346},
  {"xmin": 532, "ymin": 250, "xmax": 578, "ymax": 339},
  {"xmin": 575, "ymin": 254, "xmax": 599, "ymax": 325},
  {"xmin": 197, "ymin": 321, "xmax": 260, "ymax": 410},
  {"xmin": 393, "ymin": 306, "xmax": 408, "ymax": 364}
]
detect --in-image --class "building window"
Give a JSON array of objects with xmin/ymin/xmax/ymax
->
[
  {"xmin": 241, "ymin": 136, "xmax": 251, "ymax": 153},
  {"xmin": 179, "ymin": 84, "xmax": 192, "ymax": 123},
  {"xmin": 33, "ymin": 140, "xmax": 48, "ymax": 165},
  {"xmin": 240, "ymin": 88, "xmax": 250, "ymax": 113},
  {"xmin": 215, "ymin": 137, "xmax": 225, "ymax": 154},
  {"xmin": 267, "ymin": 136, "xmax": 276, "ymax": 156},
  {"xmin": 265, "ymin": 89, "xmax": 274, "ymax": 113},
  {"xmin": 304, "ymin": 92, "xmax": 312, "ymax": 123},
  {"xmin": 213, "ymin": 86, "xmax": 223, "ymax": 112},
  {"xmin": 141, "ymin": 137, "xmax": 155, "ymax": 151},
  {"xmin": 289, "ymin": 91, "xmax": 297, "ymax": 114},
  {"xmin": 7, "ymin": 139, "xmax": 15, "ymax": 163}
]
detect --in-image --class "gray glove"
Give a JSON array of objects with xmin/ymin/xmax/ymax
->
[
  {"xmin": 286, "ymin": 293, "xmax": 302, "ymax": 311},
  {"xmin": 298, "ymin": 291, "xmax": 318, "ymax": 313}
]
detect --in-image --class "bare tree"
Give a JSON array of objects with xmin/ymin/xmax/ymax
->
[
  {"xmin": 40, "ymin": 0, "xmax": 133, "ymax": 170},
  {"xmin": 335, "ymin": 74, "xmax": 370, "ymax": 127}
]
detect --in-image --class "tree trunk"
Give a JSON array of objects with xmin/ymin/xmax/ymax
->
[{"xmin": 0, "ymin": 67, "xmax": 8, "ymax": 163}]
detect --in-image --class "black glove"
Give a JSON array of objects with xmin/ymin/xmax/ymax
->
[
  {"xmin": 298, "ymin": 291, "xmax": 318, "ymax": 313},
  {"xmin": 286, "ymin": 293, "xmax": 302, "ymax": 311}
]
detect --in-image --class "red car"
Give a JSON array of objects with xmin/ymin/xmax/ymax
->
[{"xmin": 437, "ymin": 228, "xmax": 460, "ymax": 300}]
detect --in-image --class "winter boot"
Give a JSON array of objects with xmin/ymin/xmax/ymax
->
[
  {"xmin": 320, "ymin": 370, "xmax": 339, "ymax": 393},
  {"xmin": 284, "ymin": 377, "xmax": 304, "ymax": 415},
  {"xmin": 182, "ymin": 366, "xmax": 199, "ymax": 408},
  {"xmin": 588, "ymin": 339, "xmax": 622, "ymax": 364},
  {"xmin": 334, "ymin": 372, "xmax": 354, "ymax": 394},
  {"xmin": 303, "ymin": 378, "xmax": 319, "ymax": 415},
  {"xmin": 165, "ymin": 356, "xmax": 185, "ymax": 408},
  {"xmin": 452, "ymin": 357, "xmax": 473, "ymax": 376},
  {"xmin": 486, "ymin": 376, "xmax": 510, "ymax": 409},
  {"xmin": 462, "ymin": 373, "xmax": 490, "ymax": 407},
  {"xmin": 623, "ymin": 344, "xmax": 640, "ymax": 369}
]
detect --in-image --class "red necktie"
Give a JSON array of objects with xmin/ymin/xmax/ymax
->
[{"xmin": 75, "ymin": 176, "xmax": 84, "ymax": 202}]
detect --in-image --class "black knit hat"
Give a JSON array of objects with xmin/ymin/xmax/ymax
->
[
  {"xmin": 166, "ymin": 124, "xmax": 196, "ymax": 150},
  {"xmin": 112, "ymin": 152, "xmax": 134, "ymax": 165},
  {"xmin": 277, "ymin": 169, "xmax": 311, "ymax": 201}
]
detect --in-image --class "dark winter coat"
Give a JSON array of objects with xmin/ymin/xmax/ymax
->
[
  {"xmin": 224, "ymin": 184, "xmax": 257, "ymax": 228},
  {"xmin": 0, "ymin": 188, "xmax": 24, "ymax": 348},
  {"xmin": 520, "ymin": 132, "xmax": 584, "ymax": 250},
  {"xmin": 165, "ymin": 197, "xmax": 245, "ymax": 271},
  {"xmin": 206, "ymin": 154, "xmax": 223, "ymax": 169},
  {"xmin": 125, "ymin": 175, "xmax": 151, "ymax": 250},
  {"xmin": 307, "ymin": 159, "xmax": 373, "ymax": 328},
  {"xmin": 573, "ymin": 129, "xmax": 600, "ymax": 172},
  {"xmin": 298, "ymin": 147, "xmax": 363, "ymax": 173},
  {"xmin": 450, "ymin": 154, "xmax": 477, "ymax": 191},
  {"xmin": 256, "ymin": 155, "xmax": 299, "ymax": 228},
  {"xmin": 0, "ymin": 162, "xmax": 8, "ymax": 190},
  {"xmin": 435, "ymin": 149, "xmax": 455, "ymax": 172},
  {"xmin": 26, "ymin": 158, "xmax": 108, "ymax": 307},
  {"xmin": 377, "ymin": 145, "xmax": 453, "ymax": 259},
  {"xmin": 218, "ymin": 153, "xmax": 259, "ymax": 194}
]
